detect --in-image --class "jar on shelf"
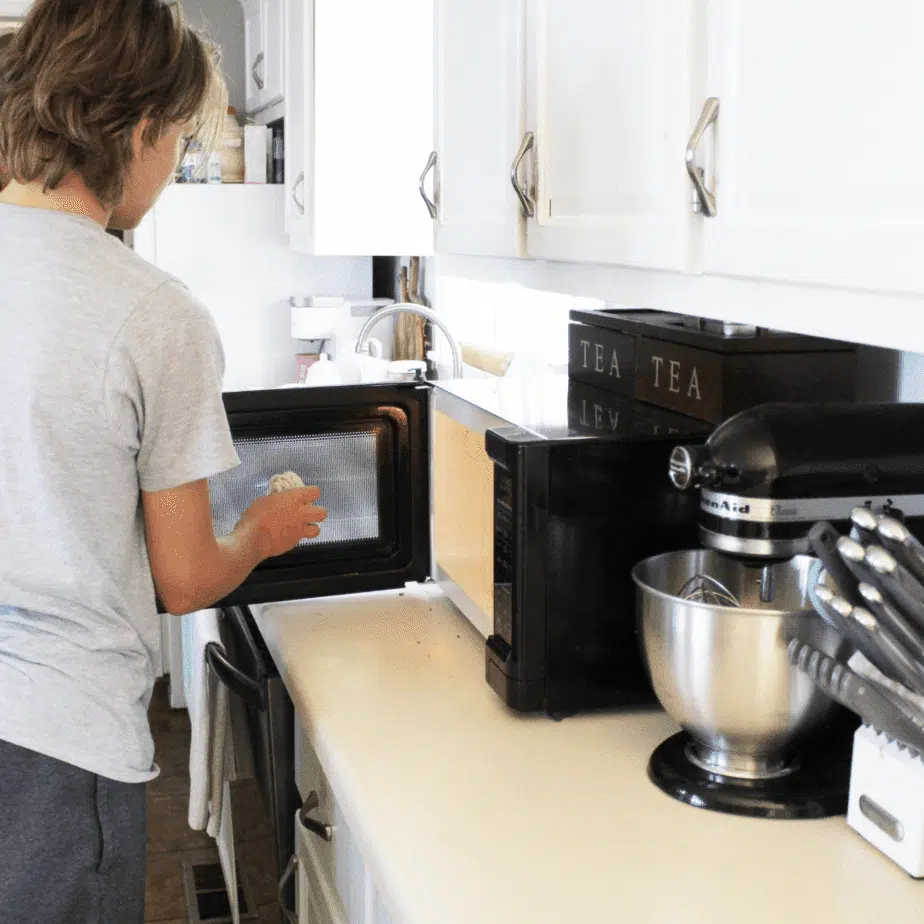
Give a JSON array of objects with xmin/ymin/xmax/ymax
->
[{"xmin": 220, "ymin": 107, "xmax": 245, "ymax": 184}]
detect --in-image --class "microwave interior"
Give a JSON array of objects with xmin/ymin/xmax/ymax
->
[{"xmin": 209, "ymin": 384, "xmax": 430, "ymax": 607}]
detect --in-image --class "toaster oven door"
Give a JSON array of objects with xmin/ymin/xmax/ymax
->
[{"xmin": 210, "ymin": 383, "xmax": 430, "ymax": 607}]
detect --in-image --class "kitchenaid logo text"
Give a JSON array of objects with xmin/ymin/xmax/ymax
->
[
  {"xmin": 579, "ymin": 339, "xmax": 622, "ymax": 378},
  {"xmin": 771, "ymin": 503, "xmax": 799, "ymax": 517},
  {"xmin": 703, "ymin": 497, "xmax": 750, "ymax": 515},
  {"xmin": 648, "ymin": 354, "xmax": 701, "ymax": 401}
]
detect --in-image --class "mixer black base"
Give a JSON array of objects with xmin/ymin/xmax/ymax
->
[{"xmin": 648, "ymin": 732, "xmax": 851, "ymax": 820}]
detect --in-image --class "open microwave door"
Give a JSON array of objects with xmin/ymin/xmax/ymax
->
[{"xmin": 210, "ymin": 383, "xmax": 431, "ymax": 607}]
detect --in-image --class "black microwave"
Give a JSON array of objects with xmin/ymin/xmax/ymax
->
[
  {"xmin": 431, "ymin": 376, "xmax": 712, "ymax": 717},
  {"xmin": 202, "ymin": 377, "xmax": 710, "ymax": 718}
]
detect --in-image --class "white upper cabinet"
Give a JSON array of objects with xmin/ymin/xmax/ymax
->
[
  {"xmin": 284, "ymin": 0, "xmax": 311, "ymax": 238},
  {"xmin": 704, "ymin": 0, "xmax": 924, "ymax": 294},
  {"xmin": 262, "ymin": 0, "xmax": 285, "ymax": 106},
  {"xmin": 435, "ymin": 0, "xmax": 528, "ymax": 258},
  {"xmin": 286, "ymin": 0, "xmax": 435, "ymax": 256},
  {"xmin": 244, "ymin": 0, "xmax": 285, "ymax": 116},
  {"xmin": 243, "ymin": 0, "xmax": 266, "ymax": 114},
  {"xmin": 524, "ymin": 0, "xmax": 704, "ymax": 272}
]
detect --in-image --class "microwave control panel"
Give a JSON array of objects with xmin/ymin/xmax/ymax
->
[{"xmin": 493, "ymin": 468, "xmax": 515, "ymax": 649}]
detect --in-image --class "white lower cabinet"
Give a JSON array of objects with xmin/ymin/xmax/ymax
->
[
  {"xmin": 296, "ymin": 816, "xmax": 348, "ymax": 924},
  {"xmin": 291, "ymin": 722, "xmax": 403, "ymax": 924}
]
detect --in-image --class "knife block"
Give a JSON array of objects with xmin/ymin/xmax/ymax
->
[{"xmin": 847, "ymin": 724, "xmax": 924, "ymax": 877}]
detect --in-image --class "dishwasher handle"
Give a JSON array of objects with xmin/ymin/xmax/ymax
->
[
  {"xmin": 205, "ymin": 641, "xmax": 267, "ymax": 711},
  {"xmin": 278, "ymin": 854, "xmax": 299, "ymax": 924}
]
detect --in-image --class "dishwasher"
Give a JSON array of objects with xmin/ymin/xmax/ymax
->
[
  {"xmin": 208, "ymin": 604, "xmax": 297, "ymax": 918},
  {"xmin": 199, "ymin": 382, "xmax": 432, "ymax": 922}
]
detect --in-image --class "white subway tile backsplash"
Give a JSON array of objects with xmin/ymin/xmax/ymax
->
[
  {"xmin": 431, "ymin": 263, "xmax": 924, "ymax": 402},
  {"xmin": 433, "ymin": 274, "xmax": 605, "ymax": 372}
]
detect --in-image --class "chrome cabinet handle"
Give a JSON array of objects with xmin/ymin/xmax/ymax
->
[
  {"xmin": 252, "ymin": 52, "xmax": 265, "ymax": 91},
  {"xmin": 291, "ymin": 171, "xmax": 305, "ymax": 214},
  {"xmin": 278, "ymin": 854, "xmax": 299, "ymax": 924},
  {"xmin": 685, "ymin": 97, "xmax": 719, "ymax": 217},
  {"xmin": 299, "ymin": 790, "xmax": 333, "ymax": 842},
  {"xmin": 510, "ymin": 131, "xmax": 535, "ymax": 218},
  {"xmin": 418, "ymin": 150, "xmax": 438, "ymax": 219}
]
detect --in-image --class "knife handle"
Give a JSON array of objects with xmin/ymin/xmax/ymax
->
[
  {"xmin": 878, "ymin": 533, "xmax": 924, "ymax": 590},
  {"xmin": 859, "ymin": 584, "xmax": 924, "ymax": 672},
  {"xmin": 812, "ymin": 586, "xmax": 897, "ymax": 677},
  {"xmin": 808, "ymin": 522, "xmax": 863, "ymax": 608},
  {"xmin": 878, "ymin": 516, "xmax": 924, "ymax": 579},
  {"xmin": 865, "ymin": 553, "xmax": 924, "ymax": 636},
  {"xmin": 850, "ymin": 608, "xmax": 924, "ymax": 698}
]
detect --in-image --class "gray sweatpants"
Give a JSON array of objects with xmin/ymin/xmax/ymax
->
[{"xmin": 0, "ymin": 738, "xmax": 147, "ymax": 924}]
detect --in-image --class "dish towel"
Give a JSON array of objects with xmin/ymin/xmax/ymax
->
[{"xmin": 182, "ymin": 609, "xmax": 240, "ymax": 924}]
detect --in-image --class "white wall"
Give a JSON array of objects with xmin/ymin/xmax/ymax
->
[
  {"xmin": 182, "ymin": 0, "xmax": 245, "ymax": 117},
  {"xmin": 432, "ymin": 273, "xmax": 601, "ymax": 373},
  {"xmin": 134, "ymin": 185, "xmax": 372, "ymax": 391}
]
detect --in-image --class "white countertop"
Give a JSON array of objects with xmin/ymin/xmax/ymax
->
[{"xmin": 254, "ymin": 584, "xmax": 923, "ymax": 924}]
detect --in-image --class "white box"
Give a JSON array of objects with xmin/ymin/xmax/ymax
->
[
  {"xmin": 847, "ymin": 724, "xmax": 924, "ymax": 877},
  {"xmin": 244, "ymin": 125, "xmax": 270, "ymax": 184}
]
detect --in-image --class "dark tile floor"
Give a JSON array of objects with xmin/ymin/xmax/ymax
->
[{"xmin": 146, "ymin": 679, "xmax": 280, "ymax": 923}]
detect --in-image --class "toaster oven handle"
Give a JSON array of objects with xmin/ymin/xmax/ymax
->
[{"xmin": 205, "ymin": 641, "xmax": 267, "ymax": 712}]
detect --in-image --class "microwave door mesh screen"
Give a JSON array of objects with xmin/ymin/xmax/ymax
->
[{"xmin": 208, "ymin": 432, "xmax": 380, "ymax": 545}]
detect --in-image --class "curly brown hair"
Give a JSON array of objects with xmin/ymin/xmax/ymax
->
[
  {"xmin": 0, "ymin": 30, "xmax": 12, "ymax": 190},
  {"xmin": 0, "ymin": 0, "xmax": 225, "ymax": 207}
]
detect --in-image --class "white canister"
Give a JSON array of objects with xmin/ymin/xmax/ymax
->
[{"xmin": 300, "ymin": 354, "xmax": 343, "ymax": 387}]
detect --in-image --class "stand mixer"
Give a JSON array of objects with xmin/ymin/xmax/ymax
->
[{"xmin": 633, "ymin": 402, "xmax": 924, "ymax": 819}]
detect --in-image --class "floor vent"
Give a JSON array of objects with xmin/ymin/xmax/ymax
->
[{"xmin": 182, "ymin": 858, "xmax": 260, "ymax": 923}]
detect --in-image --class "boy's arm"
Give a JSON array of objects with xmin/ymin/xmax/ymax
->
[{"xmin": 143, "ymin": 479, "xmax": 326, "ymax": 615}]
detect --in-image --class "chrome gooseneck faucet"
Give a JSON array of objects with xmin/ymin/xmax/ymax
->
[{"xmin": 354, "ymin": 303, "xmax": 463, "ymax": 380}]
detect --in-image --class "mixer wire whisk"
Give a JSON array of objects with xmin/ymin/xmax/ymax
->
[{"xmin": 677, "ymin": 574, "xmax": 741, "ymax": 608}]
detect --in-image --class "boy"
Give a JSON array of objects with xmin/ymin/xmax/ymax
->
[{"xmin": 0, "ymin": 2, "xmax": 326, "ymax": 921}]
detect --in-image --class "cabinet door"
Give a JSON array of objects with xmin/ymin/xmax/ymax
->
[
  {"xmin": 295, "ymin": 828, "xmax": 349, "ymax": 924},
  {"xmin": 705, "ymin": 0, "xmax": 924, "ymax": 294},
  {"xmin": 244, "ymin": 0, "xmax": 267, "ymax": 114},
  {"xmin": 263, "ymin": 0, "xmax": 285, "ymax": 107},
  {"xmin": 310, "ymin": 0, "xmax": 435, "ymax": 255},
  {"xmin": 525, "ymin": 0, "xmax": 703, "ymax": 271},
  {"xmin": 284, "ymin": 0, "xmax": 312, "ymax": 238},
  {"xmin": 369, "ymin": 886, "xmax": 397, "ymax": 924},
  {"xmin": 435, "ymin": 0, "xmax": 527, "ymax": 258}
]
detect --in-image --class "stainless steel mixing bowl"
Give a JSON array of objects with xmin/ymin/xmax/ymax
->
[{"xmin": 632, "ymin": 550, "xmax": 845, "ymax": 780}]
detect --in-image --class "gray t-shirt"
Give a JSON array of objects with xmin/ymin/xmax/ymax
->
[{"xmin": 0, "ymin": 204, "xmax": 240, "ymax": 783}]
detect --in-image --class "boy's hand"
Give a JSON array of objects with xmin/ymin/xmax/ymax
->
[
  {"xmin": 143, "ymin": 479, "xmax": 328, "ymax": 614},
  {"xmin": 237, "ymin": 486, "xmax": 327, "ymax": 560}
]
